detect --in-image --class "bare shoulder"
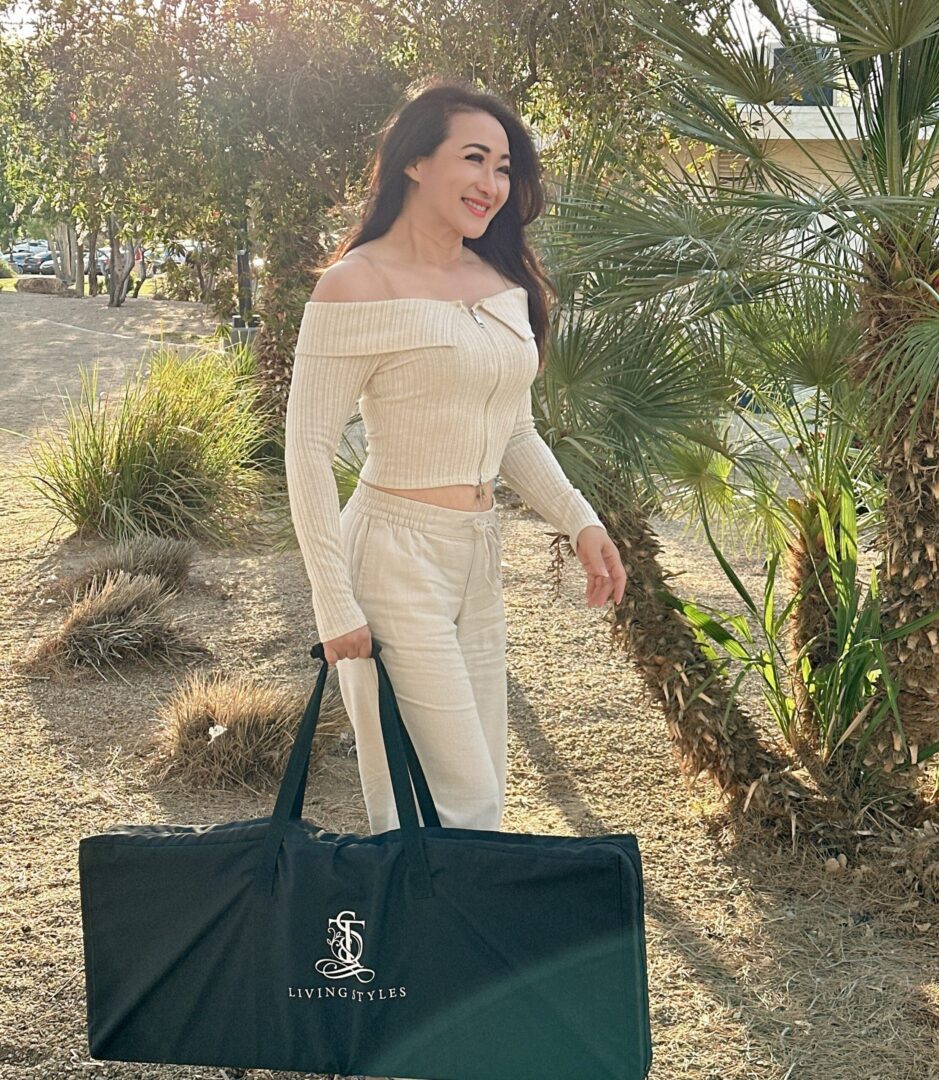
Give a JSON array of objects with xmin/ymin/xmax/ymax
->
[{"xmin": 309, "ymin": 248, "xmax": 387, "ymax": 303}]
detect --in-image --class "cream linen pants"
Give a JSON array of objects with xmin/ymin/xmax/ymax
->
[
  {"xmin": 334, "ymin": 482, "xmax": 508, "ymax": 1080},
  {"xmin": 335, "ymin": 480, "xmax": 508, "ymax": 836}
]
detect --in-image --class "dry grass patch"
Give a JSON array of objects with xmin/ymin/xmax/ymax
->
[
  {"xmin": 881, "ymin": 819, "xmax": 939, "ymax": 904},
  {"xmin": 20, "ymin": 569, "xmax": 209, "ymax": 676},
  {"xmin": 145, "ymin": 668, "xmax": 349, "ymax": 791},
  {"xmin": 59, "ymin": 534, "xmax": 197, "ymax": 600}
]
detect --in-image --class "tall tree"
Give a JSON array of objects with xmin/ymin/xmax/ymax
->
[{"xmin": 559, "ymin": 0, "xmax": 939, "ymax": 776}]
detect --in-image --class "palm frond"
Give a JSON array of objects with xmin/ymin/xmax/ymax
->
[
  {"xmin": 861, "ymin": 309, "xmax": 939, "ymax": 438},
  {"xmin": 721, "ymin": 278, "xmax": 862, "ymax": 391},
  {"xmin": 811, "ymin": 0, "xmax": 939, "ymax": 60}
]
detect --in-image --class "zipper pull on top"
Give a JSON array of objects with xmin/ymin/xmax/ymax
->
[{"xmin": 470, "ymin": 306, "xmax": 485, "ymax": 327}]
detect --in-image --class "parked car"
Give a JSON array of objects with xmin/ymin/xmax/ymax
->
[
  {"xmin": 4, "ymin": 241, "xmax": 48, "ymax": 272},
  {"xmin": 22, "ymin": 248, "xmax": 51, "ymax": 273},
  {"xmin": 36, "ymin": 249, "xmax": 108, "ymax": 275},
  {"xmin": 81, "ymin": 249, "xmax": 109, "ymax": 274},
  {"xmin": 149, "ymin": 240, "xmax": 199, "ymax": 270}
]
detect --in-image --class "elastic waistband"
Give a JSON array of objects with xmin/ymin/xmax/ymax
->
[{"xmin": 348, "ymin": 481, "xmax": 499, "ymax": 538}]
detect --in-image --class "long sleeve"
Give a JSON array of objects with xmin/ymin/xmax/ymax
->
[
  {"xmin": 284, "ymin": 338, "xmax": 381, "ymax": 643},
  {"xmin": 498, "ymin": 387, "xmax": 604, "ymax": 553}
]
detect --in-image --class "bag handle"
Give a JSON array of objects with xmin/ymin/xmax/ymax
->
[
  {"xmin": 282, "ymin": 640, "xmax": 440, "ymax": 831},
  {"xmin": 256, "ymin": 637, "xmax": 440, "ymax": 900}
]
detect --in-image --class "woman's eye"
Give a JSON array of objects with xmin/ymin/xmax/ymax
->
[{"xmin": 466, "ymin": 153, "xmax": 511, "ymax": 176}]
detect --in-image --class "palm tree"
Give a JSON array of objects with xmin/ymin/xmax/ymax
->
[
  {"xmin": 552, "ymin": 0, "xmax": 939, "ymax": 776},
  {"xmin": 718, "ymin": 281, "xmax": 871, "ymax": 762},
  {"xmin": 532, "ymin": 118, "xmax": 811, "ymax": 819}
]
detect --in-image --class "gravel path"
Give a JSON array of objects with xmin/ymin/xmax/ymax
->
[{"xmin": 1, "ymin": 294, "xmax": 937, "ymax": 1080}]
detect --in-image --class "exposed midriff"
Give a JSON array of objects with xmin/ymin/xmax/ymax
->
[{"xmin": 358, "ymin": 478, "xmax": 495, "ymax": 511}]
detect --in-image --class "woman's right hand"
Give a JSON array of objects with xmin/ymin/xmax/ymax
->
[{"xmin": 322, "ymin": 623, "xmax": 374, "ymax": 664}]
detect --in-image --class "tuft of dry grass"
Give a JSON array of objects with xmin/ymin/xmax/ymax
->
[
  {"xmin": 879, "ymin": 819, "xmax": 939, "ymax": 903},
  {"xmin": 145, "ymin": 668, "xmax": 349, "ymax": 791},
  {"xmin": 60, "ymin": 534, "xmax": 197, "ymax": 599},
  {"xmin": 19, "ymin": 569, "xmax": 209, "ymax": 676}
]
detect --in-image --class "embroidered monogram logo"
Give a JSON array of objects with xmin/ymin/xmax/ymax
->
[
  {"xmin": 287, "ymin": 908, "xmax": 408, "ymax": 1003},
  {"xmin": 314, "ymin": 909, "xmax": 375, "ymax": 983}
]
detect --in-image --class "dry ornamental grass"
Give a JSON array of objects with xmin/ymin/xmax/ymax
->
[
  {"xmin": 146, "ymin": 667, "xmax": 347, "ymax": 792},
  {"xmin": 21, "ymin": 570, "xmax": 209, "ymax": 677}
]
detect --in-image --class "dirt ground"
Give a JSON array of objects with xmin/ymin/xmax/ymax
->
[{"xmin": 1, "ymin": 290, "xmax": 938, "ymax": 1080}]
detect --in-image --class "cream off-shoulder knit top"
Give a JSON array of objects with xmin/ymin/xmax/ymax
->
[{"xmin": 283, "ymin": 285, "xmax": 604, "ymax": 642}]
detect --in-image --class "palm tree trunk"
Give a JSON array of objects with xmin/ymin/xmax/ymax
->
[
  {"xmin": 857, "ymin": 256, "xmax": 939, "ymax": 772},
  {"xmin": 785, "ymin": 497, "xmax": 838, "ymax": 764},
  {"xmin": 873, "ymin": 411, "xmax": 939, "ymax": 768},
  {"xmin": 600, "ymin": 501, "xmax": 807, "ymax": 816}
]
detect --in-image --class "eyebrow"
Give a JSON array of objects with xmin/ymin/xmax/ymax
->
[{"xmin": 460, "ymin": 142, "xmax": 511, "ymax": 161}]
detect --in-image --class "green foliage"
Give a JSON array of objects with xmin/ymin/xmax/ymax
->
[
  {"xmin": 644, "ymin": 273, "xmax": 881, "ymax": 562},
  {"xmin": 29, "ymin": 347, "xmax": 269, "ymax": 543},
  {"xmin": 221, "ymin": 339, "xmax": 285, "ymax": 472},
  {"xmin": 663, "ymin": 468, "xmax": 939, "ymax": 779}
]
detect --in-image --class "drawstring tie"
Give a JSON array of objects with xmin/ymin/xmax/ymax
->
[{"xmin": 471, "ymin": 517, "xmax": 501, "ymax": 592}]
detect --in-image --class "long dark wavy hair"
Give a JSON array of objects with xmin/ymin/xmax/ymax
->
[{"xmin": 321, "ymin": 76, "xmax": 557, "ymax": 376}]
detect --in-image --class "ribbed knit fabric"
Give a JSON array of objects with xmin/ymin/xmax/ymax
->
[{"xmin": 284, "ymin": 285, "xmax": 604, "ymax": 643}]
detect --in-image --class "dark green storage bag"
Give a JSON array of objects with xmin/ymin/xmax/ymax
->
[{"xmin": 79, "ymin": 638, "xmax": 652, "ymax": 1079}]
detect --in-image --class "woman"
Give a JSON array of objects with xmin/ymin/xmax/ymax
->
[{"xmin": 284, "ymin": 77, "xmax": 626, "ymax": 1080}]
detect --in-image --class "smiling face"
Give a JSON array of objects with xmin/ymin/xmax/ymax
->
[{"xmin": 403, "ymin": 109, "xmax": 512, "ymax": 237}]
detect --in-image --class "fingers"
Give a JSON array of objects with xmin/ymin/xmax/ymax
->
[
  {"xmin": 586, "ymin": 564, "xmax": 628, "ymax": 606},
  {"xmin": 610, "ymin": 564, "xmax": 628, "ymax": 603},
  {"xmin": 586, "ymin": 572, "xmax": 611, "ymax": 607}
]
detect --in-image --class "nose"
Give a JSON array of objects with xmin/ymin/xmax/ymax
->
[
  {"xmin": 472, "ymin": 517, "xmax": 501, "ymax": 592},
  {"xmin": 476, "ymin": 168, "xmax": 500, "ymax": 197}
]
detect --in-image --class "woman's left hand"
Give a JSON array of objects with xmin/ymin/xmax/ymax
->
[{"xmin": 575, "ymin": 525, "xmax": 627, "ymax": 607}]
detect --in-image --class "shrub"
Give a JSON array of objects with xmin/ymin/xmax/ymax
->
[
  {"xmin": 147, "ymin": 669, "xmax": 348, "ymax": 790},
  {"xmin": 23, "ymin": 570, "xmax": 209, "ymax": 675},
  {"xmin": 225, "ymin": 339, "xmax": 285, "ymax": 472},
  {"xmin": 29, "ymin": 347, "xmax": 269, "ymax": 543},
  {"xmin": 62, "ymin": 534, "xmax": 197, "ymax": 599},
  {"xmin": 664, "ymin": 473, "xmax": 939, "ymax": 800}
]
